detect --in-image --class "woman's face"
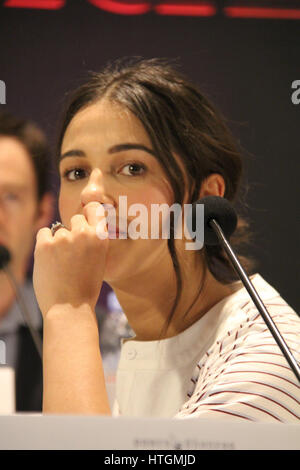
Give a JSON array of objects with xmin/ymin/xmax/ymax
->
[{"xmin": 59, "ymin": 99, "xmax": 176, "ymax": 284}]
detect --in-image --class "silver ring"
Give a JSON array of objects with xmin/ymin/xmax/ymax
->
[{"xmin": 50, "ymin": 221, "xmax": 66, "ymax": 236}]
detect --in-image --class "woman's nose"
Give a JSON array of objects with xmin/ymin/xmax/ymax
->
[{"xmin": 80, "ymin": 168, "xmax": 114, "ymax": 208}]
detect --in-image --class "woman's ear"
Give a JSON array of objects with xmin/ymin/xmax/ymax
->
[{"xmin": 198, "ymin": 173, "xmax": 226, "ymax": 199}]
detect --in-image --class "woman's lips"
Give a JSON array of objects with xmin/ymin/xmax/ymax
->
[{"xmin": 107, "ymin": 226, "xmax": 127, "ymax": 238}]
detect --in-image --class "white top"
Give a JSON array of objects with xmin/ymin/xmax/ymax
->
[{"xmin": 113, "ymin": 273, "xmax": 300, "ymax": 423}]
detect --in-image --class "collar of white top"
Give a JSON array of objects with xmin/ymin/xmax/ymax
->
[{"xmin": 118, "ymin": 273, "xmax": 281, "ymax": 371}]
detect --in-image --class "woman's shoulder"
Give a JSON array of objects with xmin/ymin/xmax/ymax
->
[
  {"xmin": 175, "ymin": 288, "xmax": 300, "ymax": 423},
  {"xmin": 209, "ymin": 273, "xmax": 300, "ymax": 352}
]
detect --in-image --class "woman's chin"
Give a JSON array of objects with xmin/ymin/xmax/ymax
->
[{"xmin": 102, "ymin": 243, "xmax": 128, "ymax": 284}]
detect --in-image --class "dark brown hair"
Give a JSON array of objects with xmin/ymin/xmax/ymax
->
[
  {"xmin": 56, "ymin": 57, "xmax": 257, "ymax": 330},
  {"xmin": 0, "ymin": 111, "xmax": 51, "ymax": 200}
]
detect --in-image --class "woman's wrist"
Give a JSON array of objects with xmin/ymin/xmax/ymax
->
[
  {"xmin": 43, "ymin": 302, "xmax": 98, "ymax": 327},
  {"xmin": 43, "ymin": 302, "xmax": 100, "ymax": 351}
]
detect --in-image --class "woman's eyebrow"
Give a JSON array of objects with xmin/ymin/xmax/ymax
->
[
  {"xmin": 108, "ymin": 143, "xmax": 156, "ymax": 156},
  {"xmin": 59, "ymin": 149, "xmax": 85, "ymax": 162},
  {"xmin": 59, "ymin": 143, "xmax": 156, "ymax": 162}
]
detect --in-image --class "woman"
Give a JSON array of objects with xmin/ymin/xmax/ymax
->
[{"xmin": 33, "ymin": 58, "xmax": 300, "ymax": 422}]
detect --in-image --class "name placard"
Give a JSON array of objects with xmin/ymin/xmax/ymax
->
[{"xmin": 0, "ymin": 414, "xmax": 299, "ymax": 450}]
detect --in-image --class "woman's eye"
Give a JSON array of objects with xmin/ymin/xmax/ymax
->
[
  {"xmin": 121, "ymin": 163, "xmax": 146, "ymax": 177},
  {"xmin": 61, "ymin": 163, "xmax": 146, "ymax": 181},
  {"xmin": 62, "ymin": 168, "xmax": 88, "ymax": 181}
]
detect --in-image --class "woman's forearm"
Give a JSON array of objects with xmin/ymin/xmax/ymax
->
[{"xmin": 42, "ymin": 303, "xmax": 111, "ymax": 415}]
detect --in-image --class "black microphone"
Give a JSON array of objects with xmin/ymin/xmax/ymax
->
[
  {"xmin": 0, "ymin": 245, "xmax": 42, "ymax": 360},
  {"xmin": 0, "ymin": 244, "xmax": 11, "ymax": 269},
  {"xmin": 194, "ymin": 195, "xmax": 237, "ymax": 245},
  {"xmin": 190, "ymin": 196, "xmax": 300, "ymax": 384}
]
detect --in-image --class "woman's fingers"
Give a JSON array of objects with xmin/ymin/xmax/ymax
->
[
  {"xmin": 70, "ymin": 214, "xmax": 89, "ymax": 233},
  {"xmin": 36, "ymin": 227, "xmax": 53, "ymax": 243},
  {"xmin": 36, "ymin": 204, "xmax": 109, "ymax": 244},
  {"xmin": 83, "ymin": 202, "xmax": 108, "ymax": 239},
  {"xmin": 83, "ymin": 202, "xmax": 104, "ymax": 226}
]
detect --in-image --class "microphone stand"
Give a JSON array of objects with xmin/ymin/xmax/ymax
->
[{"xmin": 209, "ymin": 218, "xmax": 300, "ymax": 384}]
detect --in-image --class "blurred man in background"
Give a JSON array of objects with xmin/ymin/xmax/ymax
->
[{"xmin": 0, "ymin": 111, "xmax": 54, "ymax": 411}]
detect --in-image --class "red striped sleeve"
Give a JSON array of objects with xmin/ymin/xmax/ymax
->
[{"xmin": 176, "ymin": 302, "xmax": 300, "ymax": 423}]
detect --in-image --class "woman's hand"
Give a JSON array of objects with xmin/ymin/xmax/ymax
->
[{"xmin": 33, "ymin": 201, "xmax": 109, "ymax": 316}]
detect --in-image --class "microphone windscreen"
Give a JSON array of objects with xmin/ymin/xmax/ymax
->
[
  {"xmin": 0, "ymin": 245, "xmax": 11, "ymax": 269},
  {"xmin": 191, "ymin": 196, "xmax": 238, "ymax": 246}
]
